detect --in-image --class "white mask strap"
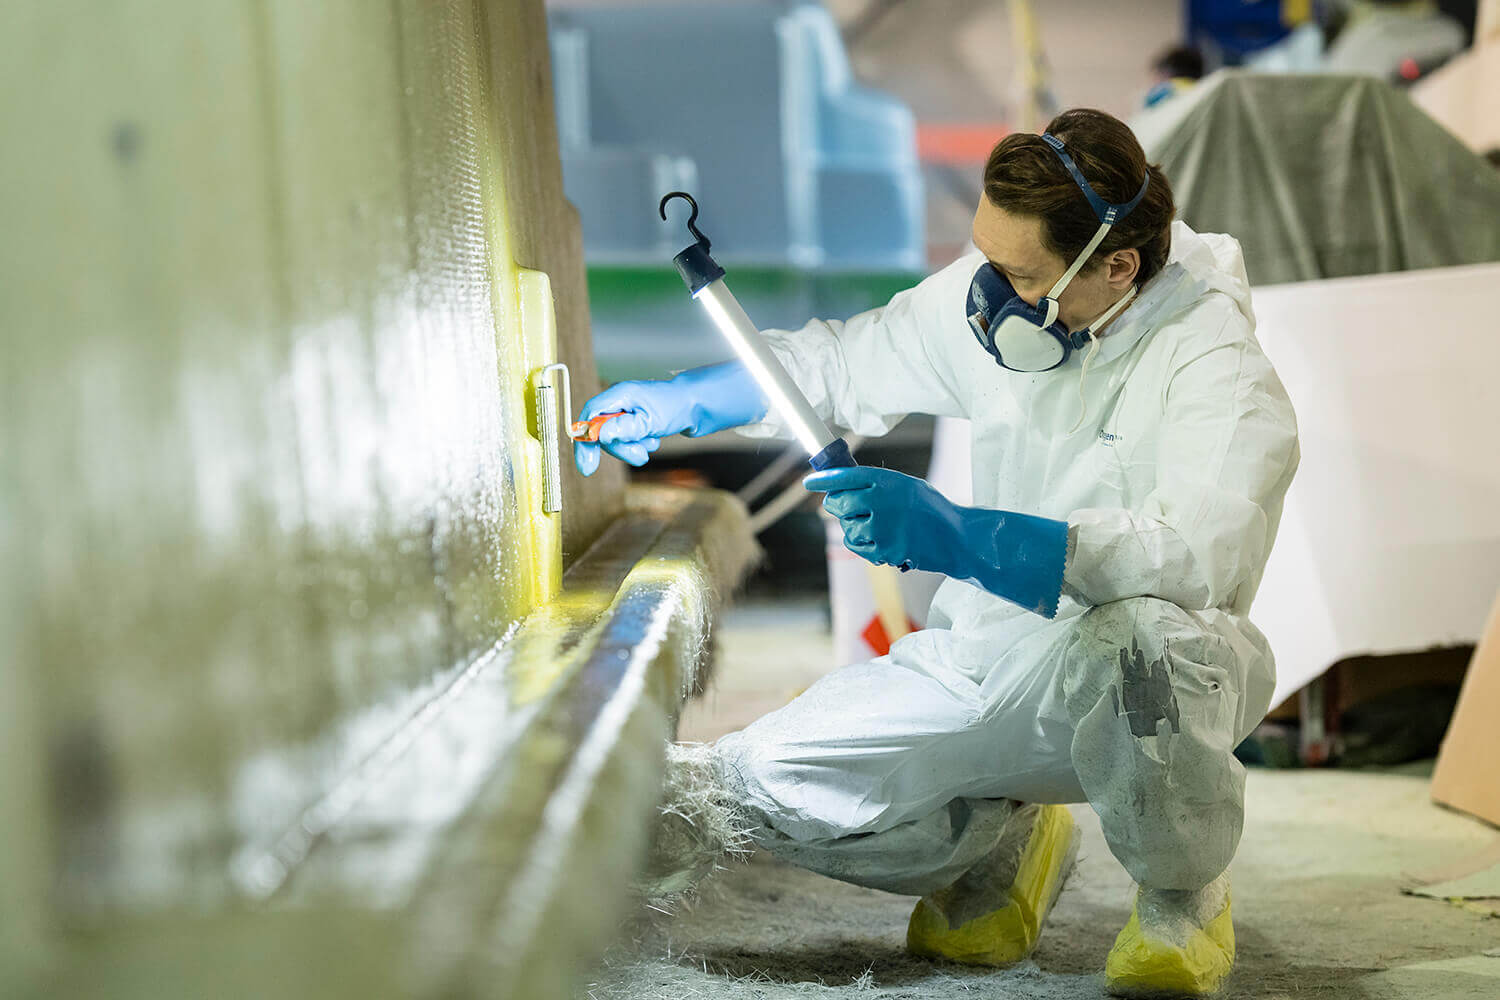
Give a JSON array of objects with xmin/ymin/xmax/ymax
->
[
  {"xmin": 1045, "ymin": 220, "xmax": 1113, "ymax": 302},
  {"xmin": 1067, "ymin": 283, "xmax": 1138, "ymax": 434},
  {"xmin": 1080, "ymin": 282, "xmax": 1138, "ymax": 335}
]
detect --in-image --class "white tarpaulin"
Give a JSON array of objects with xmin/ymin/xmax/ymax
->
[{"xmin": 1251, "ymin": 262, "xmax": 1500, "ymax": 706}]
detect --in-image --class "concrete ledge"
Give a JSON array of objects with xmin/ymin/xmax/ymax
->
[
  {"xmin": 31, "ymin": 486, "xmax": 756, "ymax": 1000},
  {"xmin": 411, "ymin": 484, "xmax": 758, "ymax": 997}
]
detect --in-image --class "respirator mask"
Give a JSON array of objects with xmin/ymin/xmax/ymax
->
[{"xmin": 967, "ymin": 133, "xmax": 1150, "ymax": 374}]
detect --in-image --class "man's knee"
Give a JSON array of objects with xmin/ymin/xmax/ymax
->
[
  {"xmin": 1072, "ymin": 597, "xmax": 1222, "ymax": 666},
  {"xmin": 1062, "ymin": 597, "xmax": 1235, "ymax": 727},
  {"xmin": 1063, "ymin": 598, "xmax": 1246, "ymax": 890}
]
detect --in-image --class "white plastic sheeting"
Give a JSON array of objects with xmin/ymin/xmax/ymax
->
[{"xmin": 1250, "ymin": 262, "xmax": 1500, "ymax": 707}]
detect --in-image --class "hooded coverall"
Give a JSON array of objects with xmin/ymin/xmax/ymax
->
[{"xmin": 716, "ymin": 221, "xmax": 1300, "ymax": 896}]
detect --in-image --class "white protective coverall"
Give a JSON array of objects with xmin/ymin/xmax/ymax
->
[{"xmin": 717, "ymin": 221, "xmax": 1299, "ymax": 895}]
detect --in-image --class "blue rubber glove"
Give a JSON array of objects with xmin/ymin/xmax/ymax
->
[
  {"xmin": 805, "ymin": 466, "xmax": 1070, "ymax": 618},
  {"xmin": 574, "ymin": 362, "xmax": 768, "ymax": 476}
]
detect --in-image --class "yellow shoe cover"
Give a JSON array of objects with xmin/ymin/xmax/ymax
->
[
  {"xmin": 1105, "ymin": 875, "xmax": 1235, "ymax": 998},
  {"xmin": 906, "ymin": 804, "xmax": 1079, "ymax": 966}
]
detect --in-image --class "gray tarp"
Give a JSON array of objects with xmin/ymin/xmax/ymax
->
[{"xmin": 1131, "ymin": 71, "xmax": 1500, "ymax": 286}]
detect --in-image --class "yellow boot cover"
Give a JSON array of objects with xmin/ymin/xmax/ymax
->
[
  {"xmin": 1105, "ymin": 882, "xmax": 1235, "ymax": 998},
  {"xmin": 906, "ymin": 804, "xmax": 1079, "ymax": 966}
]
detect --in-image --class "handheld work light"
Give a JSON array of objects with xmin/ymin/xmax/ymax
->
[{"xmin": 658, "ymin": 191, "xmax": 857, "ymax": 471}]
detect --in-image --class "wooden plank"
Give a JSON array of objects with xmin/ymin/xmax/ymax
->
[{"xmin": 1432, "ymin": 593, "xmax": 1500, "ymax": 827}]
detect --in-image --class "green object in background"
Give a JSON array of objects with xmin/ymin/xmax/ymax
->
[
  {"xmin": 586, "ymin": 265, "xmax": 923, "ymax": 384},
  {"xmin": 587, "ymin": 264, "xmax": 920, "ymax": 308}
]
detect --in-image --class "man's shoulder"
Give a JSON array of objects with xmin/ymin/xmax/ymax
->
[
  {"xmin": 1147, "ymin": 293, "xmax": 1263, "ymax": 374},
  {"xmin": 1143, "ymin": 222, "xmax": 1257, "ymax": 349}
]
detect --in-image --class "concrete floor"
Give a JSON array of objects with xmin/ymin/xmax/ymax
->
[{"xmin": 585, "ymin": 602, "xmax": 1500, "ymax": 1000}]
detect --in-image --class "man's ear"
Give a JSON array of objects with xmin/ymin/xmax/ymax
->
[{"xmin": 1107, "ymin": 248, "xmax": 1141, "ymax": 287}]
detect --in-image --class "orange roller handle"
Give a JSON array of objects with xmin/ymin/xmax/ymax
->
[{"xmin": 568, "ymin": 410, "xmax": 628, "ymax": 443}]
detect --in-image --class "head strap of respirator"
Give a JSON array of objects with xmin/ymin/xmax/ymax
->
[{"xmin": 968, "ymin": 133, "xmax": 1151, "ymax": 372}]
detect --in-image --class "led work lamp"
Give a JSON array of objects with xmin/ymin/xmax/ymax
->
[{"xmin": 659, "ymin": 191, "xmax": 857, "ymax": 472}]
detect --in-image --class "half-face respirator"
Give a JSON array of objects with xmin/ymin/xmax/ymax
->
[{"xmin": 968, "ymin": 133, "xmax": 1150, "ymax": 373}]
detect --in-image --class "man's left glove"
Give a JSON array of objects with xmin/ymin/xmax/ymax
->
[{"xmin": 805, "ymin": 466, "xmax": 1070, "ymax": 618}]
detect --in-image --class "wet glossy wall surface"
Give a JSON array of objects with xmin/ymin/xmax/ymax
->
[{"xmin": 0, "ymin": 0, "xmax": 619, "ymax": 943}]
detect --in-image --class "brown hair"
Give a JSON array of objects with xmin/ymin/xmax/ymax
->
[{"xmin": 983, "ymin": 108, "xmax": 1175, "ymax": 285}]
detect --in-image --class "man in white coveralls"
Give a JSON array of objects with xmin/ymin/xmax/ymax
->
[{"xmin": 575, "ymin": 107, "xmax": 1299, "ymax": 998}]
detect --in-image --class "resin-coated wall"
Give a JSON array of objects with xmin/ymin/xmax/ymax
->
[{"xmin": 0, "ymin": 0, "xmax": 622, "ymax": 981}]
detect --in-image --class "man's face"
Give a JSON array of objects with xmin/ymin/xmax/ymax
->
[{"xmin": 970, "ymin": 195, "xmax": 1131, "ymax": 333}]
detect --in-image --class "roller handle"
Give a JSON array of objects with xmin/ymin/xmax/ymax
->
[{"xmin": 569, "ymin": 410, "xmax": 628, "ymax": 443}]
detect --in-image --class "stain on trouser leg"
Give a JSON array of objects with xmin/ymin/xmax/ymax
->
[
  {"xmin": 1065, "ymin": 598, "xmax": 1244, "ymax": 892},
  {"xmin": 1118, "ymin": 641, "xmax": 1181, "ymax": 738}
]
